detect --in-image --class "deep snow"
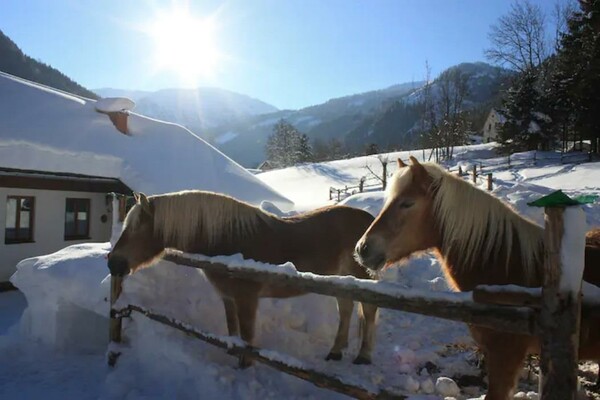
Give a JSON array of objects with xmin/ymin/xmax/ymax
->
[{"xmin": 3, "ymin": 142, "xmax": 600, "ymax": 399}]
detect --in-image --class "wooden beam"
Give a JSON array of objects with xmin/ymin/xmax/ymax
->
[
  {"xmin": 163, "ymin": 252, "xmax": 538, "ymax": 336},
  {"xmin": 539, "ymin": 207, "xmax": 584, "ymax": 399},
  {"xmin": 122, "ymin": 304, "xmax": 406, "ymax": 400},
  {"xmin": 108, "ymin": 275, "xmax": 123, "ymax": 366}
]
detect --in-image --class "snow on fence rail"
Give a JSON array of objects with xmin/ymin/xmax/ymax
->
[{"xmin": 108, "ymin": 202, "xmax": 593, "ymax": 398}]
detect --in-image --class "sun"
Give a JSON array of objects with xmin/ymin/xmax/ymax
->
[{"xmin": 147, "ymin": 8, "xmax": 221, "ymax": 85}]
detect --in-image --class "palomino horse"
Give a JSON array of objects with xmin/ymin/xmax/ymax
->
[
  {"xmin": 354, "ymin": 156, "xmax": 600, "ymax": 400},
  {"xmin": 108, "ymin": 190, "xmax": 377, "ymax": 367}
]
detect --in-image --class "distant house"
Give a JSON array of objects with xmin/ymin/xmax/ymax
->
[
  {"xmin": 257, "ymin": 160, "xmax": 275, "ymax": 171},
  {"xmin": 0, "ymin": 72, "xmax": 293, "ymax": 285},
  {"xmin": 482, "ymin": 108, "xmax": 506, "ymax": 143}
]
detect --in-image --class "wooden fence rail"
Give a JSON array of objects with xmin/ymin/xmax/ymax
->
[{"xmin": 114, "ymin": 304, "xmax": 406, "ymax": 400}]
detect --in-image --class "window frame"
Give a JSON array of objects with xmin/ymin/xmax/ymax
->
[
  {"xmin": 5, "ymin": 196, "xmax": 35, "ymax": 244},
  {"xmin": 64, "ymin": 198, "xmax": 91, "ymax": 241}
]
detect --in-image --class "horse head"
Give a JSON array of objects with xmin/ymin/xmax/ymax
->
[
  {"xmin": 107, "ymin": 192, "xmax": 164, "ymax": 276},
  {"xmin": 355, "ymin": 156, "xmax": 440, "ymax": 272}
]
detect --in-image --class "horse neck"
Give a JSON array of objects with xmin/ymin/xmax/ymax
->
[
  {"xmin": 156, "ymin": 209, "xmax": 286, "ymax": 260},
  {"xmin": 433, "ymin": 213, "xmax": 544, "ymax": 291}
]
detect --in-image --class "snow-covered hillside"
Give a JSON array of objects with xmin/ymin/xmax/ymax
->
[{"xmin": 2, "ymin": 142, "xmax": 600, "ymax": 400}]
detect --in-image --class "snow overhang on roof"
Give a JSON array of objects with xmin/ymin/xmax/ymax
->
[{"xmin": 0, "ymin": 72, "xmax": 294, "ymax": 211}]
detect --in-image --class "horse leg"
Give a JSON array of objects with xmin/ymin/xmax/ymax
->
[
  {"xmin": 353, "ymin": 302, "xmax": 378, "ymax": 365},
  {"xmin": 235, "ymin": 293, "xmax": 259, "ymax": 369},
  {"xmin": 326, "ymin": 297, "xmax": 354, "ymax": 361},
  {"xmin": 475, "ymin": 329, "xmax": 529, "ymax": 400},
  {"xmin": 223, "ymin": 297, "xmax": 239, "ymax": 356}
]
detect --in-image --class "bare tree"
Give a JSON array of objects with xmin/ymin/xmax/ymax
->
[
  {"xmin": 485, "ymin": 0, "xmax": 548, "ymax": 73},
  {"xmin": 552, "ymin": 0, "xmax": 577, "ymax": 51},
  {"xmin": 365, "ymin": 155, "xmax": 389, "ymax": 190}
]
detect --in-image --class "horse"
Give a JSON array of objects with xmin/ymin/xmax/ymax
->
[
  {"xmin": 354, "ymin": 156, "xmax": 600, "ymax": 400},
  {"xmin": 107, "ymin": 190, "xmax": 377, "ymax": 367}
]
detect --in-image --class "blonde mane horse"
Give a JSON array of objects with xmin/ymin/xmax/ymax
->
[
  {"xmin": 108, "ymin": 190, "xmax": 377, "ymax": 367},
  {"xmin": 355, "ymin": 157, "xmax": 600, "ymax": 400}
]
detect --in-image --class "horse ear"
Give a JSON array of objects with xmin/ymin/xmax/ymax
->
[
  {"xmin": 409, "ymin": 156, "xmax": 420, "ymax": 166},
  {"xmin": 397, "ymin": 158, "xmax": 407, "ymax": 168},
  {"xmin": 409, "ymin": 156, "xmax": 428, "ymax": 180},
  {"xmin": 137, "ymin": 192, "xmax": 152, "ymax": 215}
]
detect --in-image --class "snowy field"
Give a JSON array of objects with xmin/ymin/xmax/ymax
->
[{"xmin": 2, "ymin": 143, "xmax": 600, "ymax": 399}]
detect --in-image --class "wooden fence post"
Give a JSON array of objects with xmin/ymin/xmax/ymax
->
[
  {"xmin": 359, "ymin": 178, "xmax": 365, "ymax": 193},
  {"xmin": 337, "ymin": 189, "xmax": 341, "ymax": 202},
  {"xmin": 472, "ymin": 165, "xmax": 477, "ymax": 184},
  {"xmin": 539, "ymin": 206, "xmax": 585, "ymax": 399},
  {"xmin": 108, "ymin": 275, "xmax": 124, "ymax": 366},
  {"xmin": 118, "ymin": 196, "xmax": 127, "ymax": 222},
  {"xmin": 487, "ymin": 174, "xmax": 493, "ymax": 191},
  {"xmin": 458, "ymin": 165, "xmax": 463, "ymax": 176}
]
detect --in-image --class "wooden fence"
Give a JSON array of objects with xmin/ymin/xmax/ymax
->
[
  {"xmin": 108, "ymin": 205, "xmax": 592, "ymax": 399},
  {"xmin": 330, "ymin": 150, "xmax": 593, "ymax": 202}
]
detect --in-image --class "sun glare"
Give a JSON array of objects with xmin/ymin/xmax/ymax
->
[{"xmin": 148, "ymin": 8, "xmax": 221, "ymax": 85}]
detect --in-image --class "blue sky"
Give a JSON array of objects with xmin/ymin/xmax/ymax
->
[{"xmin": 1, "ymin": 0, "xmax": 559, "ymax": 110}]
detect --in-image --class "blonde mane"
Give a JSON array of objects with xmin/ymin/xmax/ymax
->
[
  {"xmin": 148, "ymin": 190, "xmax": 275, "ymax": 250},
  {"xmin": 390, "ymin": 163, "xmax": 543, "ymax": 281}
]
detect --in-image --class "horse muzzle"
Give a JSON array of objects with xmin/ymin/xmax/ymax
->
[
  {"xmin": 107, "ymin": 255, "xmax": 130, "ymax": 277},
  {"xmin": 354, "ymin": 237, "xmax": 386, "ymax": 272}
]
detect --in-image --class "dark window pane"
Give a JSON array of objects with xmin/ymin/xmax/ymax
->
[
  {"xmin": 78, "ymin": 219, "xmax": 89, "ymax": 236},
  {"xmin": 6, "ymin": 196, "xmax": 34, "ymax": 243},
  {"xmin": 65, "ymin": 199, "xmax": 90, "ymax": 239},
  {"xmin": 5, "ymin": 198, "xmax": 16, "ymax": 229}
]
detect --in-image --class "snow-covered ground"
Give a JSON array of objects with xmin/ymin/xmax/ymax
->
[{"xmin": 2, "ymin": 142, "xmax": 600, "ymax": 399}]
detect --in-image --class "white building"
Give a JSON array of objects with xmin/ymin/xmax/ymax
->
[
  {"xmin": 0, "ymin": 72, "xmax": 293, "ymax": 284},
  {"xmin": 482, "ymin": 108, "xmax": 506, "ymax": 143}
]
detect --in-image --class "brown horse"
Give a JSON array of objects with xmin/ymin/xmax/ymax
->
[
  {"xmin": 354, "ymin": 156, "xmax": 600, "ymax": 400},
  {"xmin": 108, "ymin": 190, "xmax": 377, "ymax": 367}
]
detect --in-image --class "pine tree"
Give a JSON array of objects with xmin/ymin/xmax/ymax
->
[
  {"xmin": 551, "ymin": 0, "xmax": 600, "ymax": 153},
  {"xmin": 500, "ymin": 71, "xmax": 551, "ymax": 152},
  {"xmin": 297, "ymin": 134, "xmax": 313, "ymax": 163},
  {"xmin": 265, "ymin": 120, "xmax": 312, "ymax": 167}
]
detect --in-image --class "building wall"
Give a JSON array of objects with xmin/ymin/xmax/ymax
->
[
  {"xmin": 0, "ymin": 187, "xmax": 113, "ymax": 281},
  {"xmin": 482, "ymin": 111, "xmax": 502, "ymax": 142}
]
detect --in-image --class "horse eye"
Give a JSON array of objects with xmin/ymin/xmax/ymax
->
[{"xmin": 399, "ymin": 201, "xmax": 414, "ymax": 209}]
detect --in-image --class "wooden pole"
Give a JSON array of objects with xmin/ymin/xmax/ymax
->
[
  {"xmin": 487, "ymin": 173, "xmax": 493, "ymax": 191},
  {"xmin": 118, "ymin": 196, "xmax": 127, "ymax": 222},
  {"xmin": 108, "ymin": 275, "xmax": 123, "ymax": 366},
  {"xmin": 163, "ymin": 252, "xmax": 538, "ymax": 336},
  {"xmin": 121, "ymin": 304, "xmax": 406, "ymax": 400},
  {"xmin": 458, "ymin": 166, "xmax": 463, "ymax": 176},
  {"xmin": 472, "ymin": 165, "xmax": 477, "ymax": 184},
  {"xmin": 539, "ymin": 207, "xmax": 585, "ymax": 399}
]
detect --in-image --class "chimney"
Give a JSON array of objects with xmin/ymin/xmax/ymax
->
[{"xmin": 95, "ymin": 97, "xmax": 136, "ymax": 135}]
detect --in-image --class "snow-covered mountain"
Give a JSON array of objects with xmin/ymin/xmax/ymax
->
[{"xmin": 93, "ymin": 87, "xmax": 279, "ymax": 132}]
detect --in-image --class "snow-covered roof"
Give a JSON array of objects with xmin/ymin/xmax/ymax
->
[{"xmin": 0, "ymin": 72, "xmax": 293, "ymax": 209}]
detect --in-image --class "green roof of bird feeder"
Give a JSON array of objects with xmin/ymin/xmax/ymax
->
[{"xmin": 527, "ymin": 190, "xmax": 598, "ymax": 208}]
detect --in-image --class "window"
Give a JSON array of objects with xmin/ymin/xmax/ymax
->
[
  {"xmin": 5, "ymin": 196, "xmax": 34, "ymax": 244},
  {"xmin": 65, "ymin": 198, "xmax": 90, "ymax": 240}
]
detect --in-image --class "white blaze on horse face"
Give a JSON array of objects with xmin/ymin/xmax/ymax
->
[
  {"xmin": 384, "ymin": 167, "xmax": 413, "ymax": 208},
  {"xmin": 122, "ymin": 204, "xmax": 142, "ymax": 233}
]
